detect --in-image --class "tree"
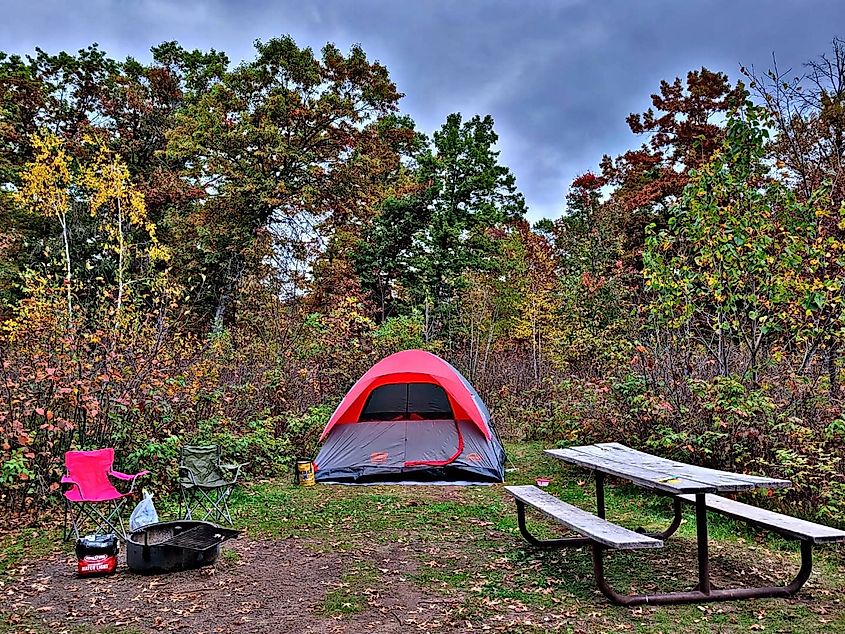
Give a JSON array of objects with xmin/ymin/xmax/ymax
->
[
  {"xmin": 415, "ymin": 113, "xmax": 526, "ymax": 305},
  {"xmin": 356, "ymin": 113, "xmax": 526, "ymax": 332},
  {"xmin": 499, "ymin": 221, "xmax": 560, "ymax": 382},
  {"xmin": 745, "ymin": 39, "xmax": 845, "ymax": 207},
  {"xmin": 0, "ymin": 44, "xmax": 195, "ymax": 307},
  {"xmin": 745, "ymin": 40, "xmax": 845, "ymax": 394},
  {"xmin": 644, "ymin": 104, "xmax": 844, "ymax": 383},
  {"xmin": 353, "ymin": 193, "xmax": 428, "ymax": 320},
  {"xmin": 14, "ymin": 133, "xmax": 74, "ymax": 322},
  {"xmin": 82, "ymin": 142, "xmax": 169, "ymax": 318},
  {"xmin": 307, "ymin": 113, "xmax": 422, "ymax": 315},
  {"xmin": 165, "ymin": 37, "xmax": 407, "ymax": 326},
  {"xmin": 601, "ymin": 68, "xmax": 745, "ymax": 258},
  {"xmin": 545, "ymin": 173, "xmax": 631, "ymax": 374},
  {"xmin": 552, "ymin": 172, "xmax": 610, "ymax": 274}
]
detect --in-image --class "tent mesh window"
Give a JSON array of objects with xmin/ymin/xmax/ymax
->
[{"xmin": 360, "ymin": 383, "xmax": 453, "ymax": 421}]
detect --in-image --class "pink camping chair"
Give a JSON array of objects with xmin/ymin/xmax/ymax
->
[{"xmin": 61, "ymin": 448, "xmax": 149, "ymax": 540}]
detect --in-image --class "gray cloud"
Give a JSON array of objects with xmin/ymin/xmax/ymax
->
[{"xmin": 2, "ymin": 0, "xmax": 843, "ymax": 219}]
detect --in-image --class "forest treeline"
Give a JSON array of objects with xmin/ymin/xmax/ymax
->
[{"xmin": 0, "ymin": 37, "xmax": 842, "ymax": 524}]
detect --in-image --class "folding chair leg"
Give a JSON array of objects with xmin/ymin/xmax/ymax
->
[
  {"xmin": 110, "ymin": 500, "xmax": 128, "ymax": 538},
  {"xmin": 220, "ymin": 488, "xmax": 234, "ymax": 525},
  {"xmin": 65, "ymin": 504, "xmax": 84, "ymax": 541},
  {"xmin": 182, "ymin": 487, "xmax": 197, "ymax": 520},
  {"xmin": 65, "ymin": 502, "xmax": 87, "ymax": 541},
  {"xmin": 209, "ymin": 486, "xmax": 234, "ymax": 525},
  {"xmin": 198, "ymin": 488, "xmax": 218, "ymax": 522},
  {"xmin": 182, "ymin": 485, "xmax": 235, "ymax": 525},
  {"xmin": 65, "ymin": 498, "xmax": 130, "ymax": 540},
  {"xmin": 63, "ymin": 498, "xmax": 69, "ymax": 541}
]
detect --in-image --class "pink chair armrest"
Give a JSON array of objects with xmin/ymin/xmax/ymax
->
[
  {"xmin": 109, "ymin": 469, "xmax": 151, "ymax": 480},
  {"xmin": 60, "ymin": 475, "xmax": 75, "ymax": 485}
]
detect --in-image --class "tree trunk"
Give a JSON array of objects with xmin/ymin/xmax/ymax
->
[
  {"xmin": 717, "ymin": 312, "xmax": 728, "ymax": 376},
  {"xmin": 829, "ymin": 344, "xmax": 840, "ymax": 399},
  {"xmin": 59, "ymin": 213, "xmax": 72, "ymax": 326},
  {"xmin": 116, "ymin": 196, "xmax": 124, "ymax": 319}
]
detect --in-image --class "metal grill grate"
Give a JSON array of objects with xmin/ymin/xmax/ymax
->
[{"xmin": 160, "ymin": 524, "xmax": 239, "ymax": 551}]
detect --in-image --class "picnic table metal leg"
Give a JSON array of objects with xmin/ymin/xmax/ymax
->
[
  {"xmin": 595, "ymin": 472, "xmax": 606, "ymax": 519},
  {"xmin": 637, "ymin": 497, "xmax": 683, "ymax": 540},
  {"xmin": 595, "ymin": 471, "xmax": 683, "ymax": 542},
  {"xmin": 515, "ymin": 500, "xmax": 591, "ymax": 548},
  {"xmin": 695, "ymin": 492, "xmax": 711, "ymax": 594},
  {"xmin": 592, "ymin": 540, "xmax": 814, "ymax": 605},
  {"xmin": 592, "ymin": 508, "xmax": 813, "ymax": 606},
  {"xmin": 594, "ymin": 471, "xmax": 683, "ymax": 542}
]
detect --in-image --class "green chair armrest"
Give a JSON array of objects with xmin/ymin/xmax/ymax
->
[
  {"xmin": 220, "ymin": 462, "xmax": 249, "ymax": 470},
  {"xmin": 219, "ymin": 462, "xmax": 247, "ymax": 481}
]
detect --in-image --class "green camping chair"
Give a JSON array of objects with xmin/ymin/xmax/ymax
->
[{"xmin": 178, "ymin": 445, "xmax": 245, "ymax": 525}]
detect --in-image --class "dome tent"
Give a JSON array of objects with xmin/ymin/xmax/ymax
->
[{"xmin": 314, "ymin": 350, "xmax": 505, "ymax": 484}]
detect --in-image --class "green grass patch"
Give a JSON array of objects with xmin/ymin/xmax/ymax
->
[
  {"xmin": 3, "ymin": 441, "xmax": 844, "ymax": 634},
  {"xmin": 225, "ymin": 440, "xmax": 845, "ymax": 632},
  {"xmin": 319, "ymin": 560, "xmax": 380, "ymax": 617},
  {"xmin": 220, "ymin": 546, "xmax": 241, "ymax": 563},
  {"xmin": 0, "ymin": 527, "xmax": 60, "ymax": 578},
  {"xmin": 321, "ymin": 586, "xmax": 368, "ymax": 617}
]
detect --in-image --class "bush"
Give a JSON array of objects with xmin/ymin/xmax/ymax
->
[{"xmin": 607, "ymin": 372, "xmax": 844, "ymax": 527}]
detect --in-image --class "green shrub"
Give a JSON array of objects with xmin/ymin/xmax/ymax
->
[
  {"xmin": 282, "ymin": 403, "xmax": 333, "ymax": 459},
  {"xmin": 124, "ymin": 434, "xmax": 183, "ymax": 491}
]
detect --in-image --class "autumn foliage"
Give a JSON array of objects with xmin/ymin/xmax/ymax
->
[{"xmin": 0, "ymin": 37, "xmax": 843, "ymax": 526}]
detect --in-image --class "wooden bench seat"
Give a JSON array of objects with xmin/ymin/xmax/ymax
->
[
  {"xmin": 677, "ymin": 494, "xmax": 845, "ymax": 544},
  {"xmin": 505, "ymin": 485, "xmax": 663, "ymax": 550}
]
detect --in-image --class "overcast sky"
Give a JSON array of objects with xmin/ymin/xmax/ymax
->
[{"xmin": 2, "ymin": 0, "xmax": 844, "ymax": 220}]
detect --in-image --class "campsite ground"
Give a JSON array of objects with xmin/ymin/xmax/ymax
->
[{"xmin": 1, "ymin": 442, "xmax": 844, "ymax": 634}]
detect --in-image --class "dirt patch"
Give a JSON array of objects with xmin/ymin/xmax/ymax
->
[
  {"xmin": 319, "ymin": 540, "xmax": 464, "ymax": 632},
  {"xmin": 1, "ymin": 537, "xmax": 459, "ymax": 634},
  {"xmin": 2, "ymin": 504, "xmax": 843, "ymax": 634}
]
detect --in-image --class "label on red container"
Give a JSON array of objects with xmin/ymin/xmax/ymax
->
[{"xmin": 78, "ymin": 554, "xmax": 117, "ymax": 576}]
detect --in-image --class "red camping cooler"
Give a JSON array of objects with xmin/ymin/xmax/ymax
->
[{"xmin": 76, "ymin": 533, "xmax": 119, "ymax": 577}]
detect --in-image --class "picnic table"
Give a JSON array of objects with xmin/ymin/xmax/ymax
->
[{"xmin": 505, "ymin": 442, "xmax": 845, "ymax": 606}]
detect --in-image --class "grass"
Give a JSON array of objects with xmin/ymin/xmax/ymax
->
[
  {"xmin": 228, "ymin": 441, "xmax": 845, "ymax": 632},
  {"xmin": 1, "ymin": 441, "xmax": 843, "ymax": 633},
  {"xmin": 220, "ymin": 546, "xmax": 241, "ymax": 564},
  {"xmin": 319, "ymin": 560, "xmax": 380, "ymax": 616},
  {"xmin": 0, "ymin": 527, "xmax": 60, "ymax": 578}
]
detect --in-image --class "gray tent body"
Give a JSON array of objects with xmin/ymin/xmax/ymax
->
[
  {"xmin": 314, "ymin": 370, "xmax": 505, "ymax": 483},
  {"xmin": 314, "ymin": 419, "xmax": 505, "ymax": 483}
]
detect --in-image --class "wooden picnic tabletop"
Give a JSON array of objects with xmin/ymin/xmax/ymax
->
[{"xmin": 546, "ymin": 442, "xmax": 791, "ymax": 495}]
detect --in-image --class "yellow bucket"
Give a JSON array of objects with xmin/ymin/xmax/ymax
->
[{"xmin": 296, "ymin": 460, "xmax": 315, "ymax": 486}]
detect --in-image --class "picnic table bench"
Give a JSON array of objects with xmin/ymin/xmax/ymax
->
[{"xmin": 505, "ymin": 442, "xmax": 845, "ymax": 606}]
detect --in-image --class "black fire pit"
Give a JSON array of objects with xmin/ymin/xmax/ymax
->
[{"xmin": 126, "ymin": 520, "xmax": 239, "ymax": 574}]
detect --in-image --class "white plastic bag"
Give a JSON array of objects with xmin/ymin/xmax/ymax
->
[{"xmin": 129, "ymin": 489, "xmax": 158, "ymax": 531}]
